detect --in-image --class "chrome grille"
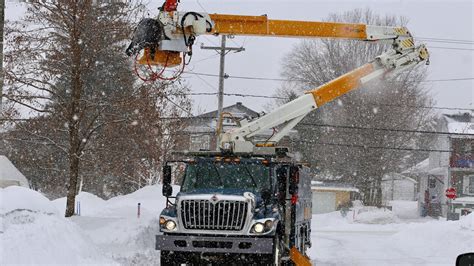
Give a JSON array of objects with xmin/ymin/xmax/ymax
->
[{"xmin": 180, "ymin": 199, "xmax": 248, "ymax": 231}]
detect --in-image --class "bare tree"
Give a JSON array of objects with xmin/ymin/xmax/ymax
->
[
  {"xmin": 4, "ymin": 1, "xmax": 136, "ymax": 215},
  {"xmin": 277, "ymin": 9, "xmax": 434, "ymax": 206},
  {"xmin": 3, "ymin": 1, "xmax": 192, "ymax": 203}
]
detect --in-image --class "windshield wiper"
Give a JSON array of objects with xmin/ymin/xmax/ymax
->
[
  {"xmin": 212, "ymin": 164, "xmax": 224, "ymax": 187},
  {"xmin": 244, "ymin": 166, "xmax": 258, "ymax": 189}
]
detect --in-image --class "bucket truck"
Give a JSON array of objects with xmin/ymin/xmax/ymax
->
[{"xmin": 126, "ymin": 2, "xmax": 430, "ymax": 265}]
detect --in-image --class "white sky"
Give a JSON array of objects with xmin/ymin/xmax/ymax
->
[{"xmin": 5, "ymin": 0, "xmax": 474, "ymax": 114}]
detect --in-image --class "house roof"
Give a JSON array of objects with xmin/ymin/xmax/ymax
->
[
  {"xmin": 403, "ymin": 158, "xmax": 430, "ymax": 175},
  {"xmin": 197, "ymin": 102, "xmax": 259, "ymax": 119},
  {"xmin": 382, "ymin": 172, "xmax": 417, "ymax": 184},
  {"xmin": 311, "ymin": 181, "xmax": 359, "ymax": 192},
  {"xmin": 0, "ymin": 155, "xmax": 29, "ymax": 187},
  {"xmin": 443, "ymin": 111, "xmax": 474, "ymax": 134}
]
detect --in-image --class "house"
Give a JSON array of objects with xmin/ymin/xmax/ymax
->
[
  {"xmin": 311, "ymin": 181, "xmax": 359, "ymax": 214},
  {"xmin": 381, "ymin": 173, "xmax": 417, "ymax": 202},
  {"xmin": 0, "ymin": 155, "xmax": 29, "ymax": 188},
  {"xmin": 178, "ymin": 102, "xmax": 296, "ymax": 152},
  {"xmin": 406, "ymin": 111, "xmax": 473, "ymax": 218}
]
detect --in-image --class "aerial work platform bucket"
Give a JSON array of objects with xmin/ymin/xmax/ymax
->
[{"xmin": 138, "ymin": 48, "xmax": 182, "ymax": 68}]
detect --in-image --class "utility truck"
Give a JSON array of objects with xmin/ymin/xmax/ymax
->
[{"xmin": 126, "ymin": 1, "xmax": 430, "ymax": 264}]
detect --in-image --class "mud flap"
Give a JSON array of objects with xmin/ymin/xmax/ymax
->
[{"xmin": 290, "ymin": 247, "xmax": 312, "ymax": 266}]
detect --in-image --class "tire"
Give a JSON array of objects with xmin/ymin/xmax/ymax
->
[{"xmin": 160, "ymin": 251, "xmax": 175, "ymax": 266}]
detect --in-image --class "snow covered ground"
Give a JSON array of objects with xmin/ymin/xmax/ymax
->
[
  {"xmin": 309, "ymin": 201, "xmax": 474, "ymax": 266},
  {"xmin": 1, "ymin": 185, "xmax": 473, "ymax": 265}
]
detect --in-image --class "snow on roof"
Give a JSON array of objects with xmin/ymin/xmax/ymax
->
[
  {"xmin": 312, "ymin": 186, "xmax": 359, "ymax": 192},
  {"xmin": 427, "ymin": 167, "xmax": 447, "ymax": 176},
  {"xmin": 0, "ymin": 156, "xmax": 29, "ymax": 188},
  {"xmin": 444, "ymin": 112, "xmax": 474, "ymax": 134},
  {"xmin": 452, "ymin": 197, "xmax": 474, "ymax": 204},
  {"xmin": 403, "ymin": 158, "xmax": 430, "ymax": 174},
  {"xmin": 382, "ymin": 173, "xmax": 418, "ymax": 183},
  {"xmin": 311, "ymin": 182, "xmax": 359, "ymax": 192}
]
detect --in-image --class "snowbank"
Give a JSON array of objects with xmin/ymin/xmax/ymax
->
[
  {"xmin": 52, "ymin": 191, "xmax": 106, "ymax": 216},
  {"xmin": 52, "ymin": 184, "xmax": 178, "ymax": 218},
  {"xmin": 389, "ymin": 200, "xmax": 419, "ymax": 219},
  {"xmin": 0, "ymin": 186, "xmax": 114, "ymax": 265},
  {"xmin": 354, "ymin": 207, "xmax": 399, "ymax": 224},
  {"xmin": 460, "ymin": 213, "xmax": 474, "ymax": 231},
  {"xmin": 1, "ymin": 211, "xmax": 114, "ymax": 265},
  {"xmin": 0, "ymin": 186, "xmax": 58, "ymax": 215}
]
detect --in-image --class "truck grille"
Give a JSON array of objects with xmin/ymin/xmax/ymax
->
[{"xmin": 180, "ymin": 200, "xmax": 248, "ymax": 231}]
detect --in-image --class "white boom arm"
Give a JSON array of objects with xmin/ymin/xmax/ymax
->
[{"xmin": 219, "ymin": 44, "xmax": 429, "ymax": 153}]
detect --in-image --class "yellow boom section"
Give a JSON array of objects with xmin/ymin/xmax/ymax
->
[
  {"xmin": 210, "ymin": 14, "xmax": 372, "ymax": 39},
  {"xmin": 306, "ymin": 63, "xmax": 374, "ymax": 106}
]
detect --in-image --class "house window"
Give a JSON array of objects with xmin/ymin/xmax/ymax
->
[
  {"xmin": 463, "ymin": 175, "xmax": 474, "ymax": 195},
  {"xmin": 429, "ymin": 177, "xmax": 437, "ymax": 189},
  {"xmin": 190, "ymin": 134, "xmax": 210, "ymax": 151}
]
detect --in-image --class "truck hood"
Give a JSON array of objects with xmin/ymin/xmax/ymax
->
[
  {"xmin": 178, "ymin": 188, "xmax": 258, "ymax": 196},
  {"xmin": 177, "ymin": 189, "xmax": 263, "ymax": 205}
]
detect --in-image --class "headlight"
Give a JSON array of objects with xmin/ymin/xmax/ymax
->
[
  {"xmin": 252, "ymin": 222, "xmax": 264, "ymax": 233},
  {"xmin": 165, "ymin": 220, "xmax": 176, "ymax": 230},
  {"xmin": 264, "ymin": 219, "xmax": 273, "ymax": 229}
]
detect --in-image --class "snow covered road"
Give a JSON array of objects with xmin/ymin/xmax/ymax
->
[{"xmin": 2, "ymin": 186, "xmax": 473, "ymax": 265}]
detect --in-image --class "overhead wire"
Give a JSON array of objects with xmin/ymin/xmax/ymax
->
[
  {"xmin": 428, "ymin": 46, "xmax": 474, "ymax": 51},
  {"xmin": 168, "ymin": 91, "xmax": 472, "ymax": 111},
  {"xmin": 145, "ymin": 115, "xmax": 474, "ymax": 136},
  {"xmin": 183, "ymin": 70, "xmax": 474, "ymax": 83},
  {"xmin": 297, "ymin": 140, "xmax": 453, "ymax": 153},
  {"xmin": 134, "ymin": 130, "xmax": 457, "ymax": 153},
  {"xmin": 5, "ymin": 114, "xmax": 472, "ymax": 136},
  {"xmin": 415, "ymin": 36, "xmax": 474, "ymax": 44}
]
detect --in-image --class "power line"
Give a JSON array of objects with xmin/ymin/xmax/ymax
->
[
  {"xmin": 151, "ymin": 116, "xmax": 474, "ymax": 136},
  {"xmin": 6, "ymin": 115, "xmax": 471, "ymax": 136},
  {"xmin": 429, "ymin": 46, "xmax": 474, "ymax": 51},
  {"xmin": 184, "ymin": 70, "xmax": 474, "ymax": 83},
  {"xmin": 416, "ymin": 39, "xmax": 474, "ymax": 45},
  {"xmin": 171, "ymin": 91, "xmax": 473, "ymax": 111},
  {"xmin": 158, "ymin": 131, "xmax": 456, "ymax": 153},
  {"xmin": 182, "ymin": 92, "xmax": 287, "ymax": 100},
  {"xmin": 415, "ymin": 36, "xmax": 474, "ymax": 44},
  {"xmin": 298, "ymin": 123, "xmax": 474, "ymax": 136},
  {"xmin": 297, "ymin": 140, "xmax": 453, "ymax": 153}
]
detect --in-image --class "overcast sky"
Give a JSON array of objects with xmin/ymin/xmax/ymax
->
[{"xmin": 6, "ymin": 0, "xmax": 474, "ymax": 114}]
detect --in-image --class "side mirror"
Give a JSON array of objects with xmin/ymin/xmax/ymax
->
[
  {"xmin": 289, "ymin": 166, "xmax": 299, "ymax": 195},
  {"xmin": 261, "ymin": 188, "xmax": 271, "ymax": 203},
  {"xmin": 457, "ymin": 253, "xmax": 474, "ymax": 266},
  {"xmin": 162, "ymin": 165, "xmax": 172, "ymax": 197}
]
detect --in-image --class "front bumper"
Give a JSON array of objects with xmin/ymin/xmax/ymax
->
[{"xmin": 156, "ymin": 234, "xmax": 273, "ymax": 254}]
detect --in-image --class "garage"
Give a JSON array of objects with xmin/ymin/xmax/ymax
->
[
  {"xmin": 312, "ymin": 191, "xmax": 336, "ymax": 214},
  {"xmin": 311, "ymin": 181, "xmax": 359, "ymax": 214}
]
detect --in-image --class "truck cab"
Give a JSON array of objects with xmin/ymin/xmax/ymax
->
[{"xmin": 156, "ymin": 153, "xmax": 312, "ymax": 265}]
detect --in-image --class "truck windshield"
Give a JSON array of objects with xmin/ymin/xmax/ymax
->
[{"xmin": 181, "ymin": 162, "xmax": 271, "ymax": 193}]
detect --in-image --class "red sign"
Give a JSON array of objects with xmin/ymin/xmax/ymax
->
[{"xmin": 445, "ymin": 188, "xmax": 457, "ymax": 199}]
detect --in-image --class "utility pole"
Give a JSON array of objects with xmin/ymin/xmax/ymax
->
[{"xmin": 201, "ymin": 35, "xmax": 244, "ymax": 149}]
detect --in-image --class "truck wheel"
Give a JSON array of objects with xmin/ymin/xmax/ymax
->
[{"xmin": 160, "ymin": 251, "xmax": 176, "ymax": 266}]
